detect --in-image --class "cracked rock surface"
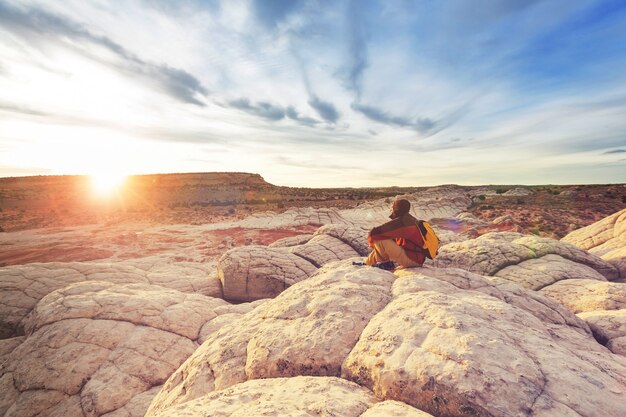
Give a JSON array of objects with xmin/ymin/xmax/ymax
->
[
  {"xmin": 540, "ymin": 278, "xmax": 626, "ymax": 357},
  {"xmin": 494, "ymin": 254, "xmax": 607, "ymax": 290},
  {"xmin": 146, "ymin": 263, "xmax": 396, "ymax": 415},
  {"xmin": 434, "ymin": 232, "xmax": 618, "ymax": 281},
  {"xmin": 288, "ymin": 234, "xmax": 360, "ymax": 268},
  {"xmin": 578, "ymin": 310, "xmax": 626, "ymax": 356},
  {"xmin": 313, "ymin": 224, "xmax": 371, "ymax": 256},
  {"xmin": 0, "ymin": 282, "xmax": 239, "ymax": 417},
  {"xmin": 540, "ymin": 279, "xmax": 626, "ymax": 314},
  {"xmin": 149, "ymin": 376, "xmax": 434, "ymax": 417},
  {"xmin": 217, "ymin": 224, "xmax": 374, "ymax": 302},
  {"xmin": 0, "ymin": 261, "xmax": 222, "ymax": 339},
  {"xmin": 562, "ymin": 208, "xmax": 626, "ymax": 279},
  {"xmin": 217, "ymin": 246, "xmax": 317, "ymax": 302},
  {"xmin": 147, "ymin": 261, "xmax": 626, "ymax": 417},
  {"xmin": 235, "ymin": 185, "xmax": 473, "ymax": 230}
]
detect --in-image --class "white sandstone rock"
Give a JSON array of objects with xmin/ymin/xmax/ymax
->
[
  {"xmin": 562, "ymin": 208, "xmax": 626, "ymax": 279},
  {"xmin": 495, "ymin": 254, "xmax": 607, "ymax": 290},
  {"xmin": 539, "ymin": 279, "xmax": 626, "ymax": 313},
  {"xmin": 149, "ymin": 376, "xmax": 377, "ymax": 417},
  {"xmin": 146, "ymin": 263, "xmax": 396, "ymax": 415},
  {"xmin": 0, "ymin": 282, "xmax": 237, "ymax": 417},
  {"xmin": 435, "ymin": 232, "xmax": 618, "ymax": 280},
  {"xmin": 217, "ymin": 246, "xmax": 317, "ymax": 302},
  {"xmin": 0, "ymin": 261, "xmax": 222, "ymax": 339},
  {"xmin": 343, "ymin": 267, "xmax": 626, "ymax": 417}
]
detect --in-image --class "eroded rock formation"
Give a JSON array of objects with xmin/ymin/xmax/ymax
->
[
  {"xmin": 435, "ymin": 232, "xmax": 618, "ymax": 282},
  {"xmin": 562, "ymin": 208, "xmax": 626, "ymax": 279},
  {"xmin": 0, "ymin": 261, "xmax": 222, "ymax": 339},
  {"xmin": 539, "ymin": 278, "xmax": 626, "ymax": 356},
  {"xmin": 147, "ymin": 262, "xmax": 626, "ymax": 417},
  {"xmin": 0, "ymin": 282, "xmax": 242, "ymax": 417}
]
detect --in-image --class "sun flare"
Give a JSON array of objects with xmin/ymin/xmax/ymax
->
[{"xmin": 90, "ymin": 171, "xmax": 127, "ymax": 197}]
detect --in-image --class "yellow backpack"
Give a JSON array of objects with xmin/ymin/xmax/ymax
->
[{"xmin": 416, "ymin": 220, "xmax": 440, "ymax": 260}]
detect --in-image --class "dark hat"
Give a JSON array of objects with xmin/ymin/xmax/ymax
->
[{"xmin": 389, "ymin": 198, "xmax": 410, "ymax": 219}]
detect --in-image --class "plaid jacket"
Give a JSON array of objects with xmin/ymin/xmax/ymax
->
[{"xmin": 367, "ymin": 213, "xmax": 426, "ymax": 265}]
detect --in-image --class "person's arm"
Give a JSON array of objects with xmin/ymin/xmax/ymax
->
[{"xmin": 368, "ymin": 217, "xmax": 404, "ymax": 246}]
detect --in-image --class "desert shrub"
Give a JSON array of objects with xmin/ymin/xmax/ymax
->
[
  {"xmin": 480, "ymin": 205, "xmax": 494, "ymax": 210},
  {"xmin": 227, "ymin": 207, "xmax": 236, "ymax": 215},
  {"xmin": 495, "ymin": 187, "xmax": 510, "ymax": 194},
  {"xmin": 516, "ymin": 198, "xmax": 525, "ymax": 205},
  {"xmin": 478, "ymin": 195, "xmax": 486, "ymax": 201},
  {"xmin": 622, "ymin": 195, "xmax": 626, "ymax": 204},
  {"xmin": 549, "ymin": 190, "xmax": 560, "ymax": 195}
]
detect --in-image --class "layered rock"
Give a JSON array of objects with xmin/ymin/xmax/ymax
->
[
  {"xmin": 235, "ymin": 185, "xmax": 473, "ymax": 230},
  {"xmin": 562, "ymin": 208, "xmax": 626, "ymax": 279},
  {"xmin": 146, "ymin": 263, "xmax": 396, "ymax": 415},
  {"xmin": 149, "ymin": 376, "xmax": 434, "ymax": 417},
  {"xmin": 344, "ymin": 267, "xmax": 626, "ymax": 417},
  {"xmin": 268, "ymin": 234, "xmax": 314, "ymax": 248},
  {"xmin": 502, "ymin": 187, "xmax": 534, "ymax": 196},
  {"xmin": 237, "ymin": 207, "xmax": 348, "ymax": 228},
  {"xmin": 0, "ymin": 282, "xmax": 239, "ymax": 417},
  {"xmin": 150, "ymin": 377, "xmax": 372, "ymax": 417},
  {"xmin": 313, "ymin": 224, "xmax": 371, "ymax": 256},
  {"xmin": 341, "ymin": 185, "xmax": 472, "ymax": 228},
  {"xmin": 217, "ymin": 246, "xmax": 317, "ymax": 302},
  {"xmin": 147, "ymin": 262, "xmax": 626, "ymax": 417},
  {"xmin": 539, "ymin": 279, "xmax": 626, "ymax": 356},
  {"xmin": 579, "ymin": 310, "xmax": 626, "ymax": 356},
  {"xmin": 288, "ymin": 234, "xmax": 360, "ymax": 267},
  {"xmin": 0, "ymin": 261, "xmax": 222, "ymax": 339},
  {"xmin": 495, "ymin": 254, "xmax": 607, "ymax": 290},
  {"xmin": 217, "ymin": 224, "xmax": 375, "ymax": 302},
  {"xmin": 434, "ymin": 232, "xmax": 618, "ymax": 282},
  {"xmin": 539, "ymin": 279, "xmax": 626, "ymax": 314}
]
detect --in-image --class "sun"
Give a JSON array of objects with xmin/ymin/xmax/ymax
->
[{"xmin": 90, "ymin": 171, "xmax": 127, "ymax": 197}]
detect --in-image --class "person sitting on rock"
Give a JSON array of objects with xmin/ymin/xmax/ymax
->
[{"xmin": 366, "ymin": 198, "xmax": 426, "ymax": 269}]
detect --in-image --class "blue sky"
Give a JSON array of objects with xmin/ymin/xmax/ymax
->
[{"xmin": 0, "ymin": 0, "xmax": 625, "ymax": 186}]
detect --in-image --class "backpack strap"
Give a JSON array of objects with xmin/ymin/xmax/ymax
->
[{"xmin": 416, "ymin": 220, "xmax": 428, "ymax": 238}]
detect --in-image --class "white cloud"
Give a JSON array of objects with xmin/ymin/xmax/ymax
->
[{"xmin": 0, "ymin": 0, "xmax": 625, "ymax": 186}]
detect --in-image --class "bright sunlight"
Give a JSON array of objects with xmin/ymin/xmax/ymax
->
[{"xmin": 90, "ymin": 171, "xmax": 127, "ymax": 197}]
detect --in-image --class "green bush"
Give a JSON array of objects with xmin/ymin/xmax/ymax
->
[{"xmin": 478, "ymin": 195, "xmax": 486, "ymax": 201}]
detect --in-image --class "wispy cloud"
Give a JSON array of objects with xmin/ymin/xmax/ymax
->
[
  {"xmin": 285, "ymin": 106, "xmax": 318, "ymax": 126},
  {"xmin": 0, "ymin": 1, "xmax": 208, "ymax": 106},
  {"xmin": 1, "ymin": 0, "xmax": 626, "ymax": 186},
  {"xmin": 338, "ymin": 0, "xmax": 369, "ymax": 98},
  {"xmin": 350, "ymin": 102, "xmax": 464, "ymax": 137},
  {"xmin": 228, "ymin": 98, "xmax": 285, "ymax": 121},
  {"xmin": 308, "ymin": 96, "xmax": 339, "ymax": 123}
]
